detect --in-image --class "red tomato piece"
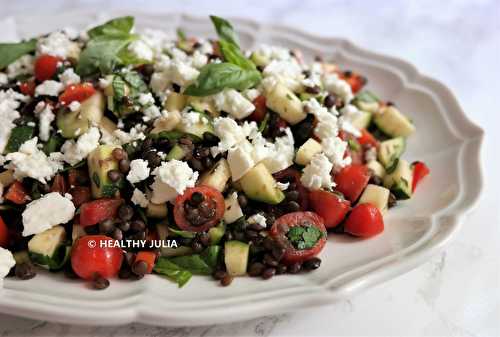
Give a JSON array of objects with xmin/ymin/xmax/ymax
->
[
  {"xmin": 309, "ymin": 190, "xmax": 351, "ymax": 228},
  {"xmin": 248, "ymin": 95, "xmax": 267, "ymax": 122},
  {"xmin": 4, "ymin": 181, "xmax": 29, "ymax": 205},
  {"xmin": 135, "ymin": 251, "xmax": 157, "ymax": 274},
  {"xmin": 69, "ymin": 186, "xmax": 92, "ymax": 207},
  {"xmin": 341, "ymin": 72, "xmax": 366, "ymax": 94},
  {"xmin": 58, "ymin": 83, "xmax": 96, "ymax": 106},
  {"xmin": 344, "ymin": 203, "xmax": 384, "ymax": 237},
  {"xmin": 71, "ymin": 235, "xmax": 123, "ymax": 280},
  {"xmin": 79, "ymin": 198, "xmax": 124, "ymax": 227},
  {"xmin": 270, "ymin": 212, "xmax": 327, "ymax": 264},
  {"xmin": 34, "ymin": 54, "xmax": 61, "ymax": 82},
  {"xmin": 357, "ymin": 129, "xmax": 378, "ymax": 148},
  {"xmin": 50, "ymin": 174, "xmax": 68, "ymax": 195},
  {"xmin": 412, "ymin": 161, "xmax": 430, "ymax": 192},
  {"xmin": 173, "ymin": 186, "xmax": 225, "ymax": 232},
  {"xmin": 0, "ymin": 216, "xmax": 9, "ymax": 248},
  {"xmin": 333, "ymin": 164, "xmax": 370, "ymax": 202},
  {"xmin": 274, "ymin": 168, "xmax": 309, "ymax": 211},
  {"xmin": 19, "ymin": 80, "xmax": 36, "ymax": 96}
]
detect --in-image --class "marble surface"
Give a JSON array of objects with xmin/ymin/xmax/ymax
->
[{"xmin": 1, "ymin": 0, "xmax": 499, "ymax": 336}]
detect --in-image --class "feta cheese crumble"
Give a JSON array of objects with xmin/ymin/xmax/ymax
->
[
  {"xmin": 22, "ymin": 192, "xmax": 75, "ymax": 236},
  {"xmin": 36, "ymin": 31, "xmax": 77, "ymax": 58},
  {"xmin": 247, "ymin": 213, "xmax": 267, "ymax": 228},
  {"xmin": 5, "ymin": 137, "xmax": 63, "ymax": 184},
  {"xmin": 128, "ymin": 39, "xmax": 154, "ymax": 62},
  {"xmin": 35, "ymin": 103, "xmax": 55, "ymax": 142},
  {"xmin": 61, "ymin": 127, "xmax": 100, "ymax": 165},
  {"xmin": 35, "ymin": 80, "xmax": 64, "ymax": 97},
  {"xmin": 131, "ymin": 188, "xmax": 149, "ymax": 208},
  {"xmin": 150, "ymin": 160, "xmax": 199, "ymax": 203},
  {"xmin": 59, "ymin": 68, "xmax": 81, "ymax": 87},
  {"xmin": 300, "ymin": 153, "xmax": 334, "ymax": 190},
  {"xmin": 6, "ymin": 55, "xmax": 34, "ymax": 79},
  {"xmin": 0, "ymin": 89, "xmax": 28, "ymax": 153},
  {"xmin": 213, "ymin": 89, "xmax": 255, "ymax": 119},
  {"xmin": 323, "ymin": 72, "xmax": 353, "ymax": 103},
  {"xmin": 127, "ymin": 159, "xmax": 150, "ymax": 184},
  {"xmin": 0, "ymin": 247, "xmax": 15, "ymax": 288}
]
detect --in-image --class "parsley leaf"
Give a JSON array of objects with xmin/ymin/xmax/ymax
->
[
  {"xmin": 76, "ymin": 17, "xmax": 137, "ymax": 76},
  {"xmin": 0, "ymin": 39, "xmax": 37, "ymax": 69},
  {"xmin": 286, "ymin": 226, "xmax": 324, "ymax": 250}
]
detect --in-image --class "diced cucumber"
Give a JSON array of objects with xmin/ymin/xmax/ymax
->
[
  {"xmin": 187, "ymin": 96, "xmax": 218, "ymax": 117},
  {"xmin": 224, "ymin": 240, "xmax": 249, "ymax": 277},
  {"xmin": 374, "ymin": 106, "xmax": 415, "ymax": 137},
  {"xmin": 28, "ymin": 226, "xmax": 69, "ymax": 270},
  {"xmin": 265, "ymin": 83, "xmax": 306, "ymax": 125},
  {"xmin": 239, "ymin": 163, "xmax": 285, "ymax": 205},
  {"xmin": 358, "ymin": 184, "xmax": 390, "ymax": 214},
  {"xmin": 295, "ymin": 138, "xmax": 322, "ymax": 166},
  {"xmin": 146, "ymin": 202, "xmax": 168, "ymax": 218},
  {"xmin": 164, "ymin": 92, "xmax": 187, "ymax": 112},
  {"xmin": 378, "ymin": 137, "xmax": 405, "ymax": 169},
  {"xmin": 366, "ymin": 160, "xmax": 386, "ymax": 179},
  {"xmin": 223, "ymin": 192, "xmax": 244, "ymax": 224},
  {"xmin": 88, "ymin": 144, "xmax": 123, "ymax": 198},
  {"xmin": 166, "ymin": 144, "xmax": 188, "ymax": 161},
  {"xmin": 383, "ymin": 159, "xmax": 413, "ymax": 200},
  {"xmin": 57, "ymin": 92, "xmax": 105, "ymax": 138},
  {"xmin": 250, "ymin": 50, "xmax": 269, "ymax": 67},
  {"xmin": 151, "ymin": 110, "xmax": 181, "ymax": 134},
  {"xmin": 351, "ymin": 110, "xmax": 372, "ymax": 129},
  {"xmin": 208, "ymin": 222, "xmax": 226, "ymax": 245},
  {"xmin": 199, "ymin": 158, "xmax": 231, "ymax": 192}
]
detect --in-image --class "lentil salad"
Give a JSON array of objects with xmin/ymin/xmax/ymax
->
[{"xmin": 0, "ymin": 16, "xmax": 430, "ymax": 289}]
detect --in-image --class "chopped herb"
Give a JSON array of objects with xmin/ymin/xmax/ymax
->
[
  {"xmin": 0, "ymin": 39, "xmax": 37, "ymax": 69},
  {"xmin": 176, "ymin": 28, "xmax": 187, "ymax": 41},
  {"xmin": 4, "ymin": 126, "xmax": 34, "ymax": 153},
  {"xmin": 347, "ymin": 139, "xmax": 361, "ymax": 152},
  {"xmin": 153, "ymin": 258, "xmax": 192, "ymax": 287},
  {"xmin": 286, "ymin": 225, "xmax": 324, "ymax": 250}
]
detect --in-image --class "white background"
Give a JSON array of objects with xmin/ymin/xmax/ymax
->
[{"xmin": 0, "ymin": 1, "xmax": 499, "ymax": 336}]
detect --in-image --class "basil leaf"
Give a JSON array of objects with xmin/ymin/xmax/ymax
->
[
  {"xmin": 176, "ymin": 28, "xmax": 187, "ymax": 42},
  {"xmin": 210, "ymin": 16, "xmax": 239, "ymax": 47},
  {"xmin": 184, "ymin": 62, "xmax": 261, "ymax": 97},
  {"xmin": 4, "ymin": 126, "xmax": 35, "ymax": 153},
  {"xmin": 153, "ymin": 258, "xmax": 192, "ymax": 287},
  {"xmin": 0, "ymin": 39, "xmax": 37, "ymax": 69},
  {"xmin": 218, "ymin": 39, "xmax": 256, "ymax": 71},
  {"xmin": 168, "ymin": 254, "xmax": 213, "ymax": 275},
  {"xmin": 88, "ymin": 16, "xmax": 134, "ymax": 38}
]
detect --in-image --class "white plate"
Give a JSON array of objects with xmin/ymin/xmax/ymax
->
[{"xmin": 0, "ymin": 9, "xmax": 484, "ymax": 326}]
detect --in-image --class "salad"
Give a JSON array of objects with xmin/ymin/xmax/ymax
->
[{"xmin": 0, "ymin": 16, "xmax": 430, "ymax": 289}]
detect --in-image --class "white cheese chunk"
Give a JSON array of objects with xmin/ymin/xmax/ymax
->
[
  {"xmin": 61, "ymin": 127, "xmax": 100, "ymax": 165},
  {"xmin": 227, "ymin": 140, "xmax": 256, "ymax": 181},
  {"xmin": 131, "ymin": 188, "xmax": 150, "ymax": 208},
  {"xmin": 127, "ymin": 159, "xmax": 150, "ymax": 184},
  {"xmin": 150, "ymin": 160, "xmax": 198, "ymax": 203},
  {"xmin": 300, "ymin": 153, "xmax": 334, "ymax": 190},
  {"xmin": 35, "ymin": 80, "xmax": 64, "ymax": 97},
  {"xmin": 36, "ymin": 31, "xmax": 76, "ymax": 58},
  {"xmin": 22, "ymin": 192, "xmax": 75, "ymax": 236},
  {"xmin": 6, "ymin": 55, "xmax": 34, "ymax": 79},
  {"xmin": 213, "ymin": 89, "xmax": 255, "ymax": 119},
  {"xmin": 36, "ymin": 103, "xmax": 55, "ymax": 142},
  {"xmin": 128, "ymin": 39, "xmax": 154, "ymax": 62},
  {"xmin": 247, "ymin": 213, "xmax": 267, "ymax": 228},
  {"xmin": 0, "ymin": 247, "xmax": 15, "ymax": 288},
  {"xmin": 0, "ymin": 89, "xmax": 28, "ymax": 153},
  {"xmin": 59, "ymin": 68, "xmax": 81, "ymax": 87}
]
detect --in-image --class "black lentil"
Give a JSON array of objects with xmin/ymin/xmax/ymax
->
[
  {"xmin": 288, "ymin": 262, "xmax": 302, "ymax": 274},
  {"xmin": 388, "ymin": 193, "xmax": 397, "ymax": 208},
  {"xmin": 119, "ymin": 159, "xmax": 130, "ymax": 173},
  {"xmin": 99, "ymin": 219, "xmax": 115, "ymax": 234},
  {"xmin": 107, "ymin": 170, "xmax": 122, "ymax": 182},
  {"xmin": 261, "ymin": 267, "xmax": 276, "ymax": 280},
  {"xmin": 220, "ymin": 275, "xmax": 233, "ymax": 286},
  {"xmin": 303, "ymin": 258, "xmax": 322, "ymax": 271},
  {"xmin": 92, "ymin": 274, "xmax": 110, "ymax": 290},
  {"xmin": 248, "ymin": 262, "xmax": 265, "ymax": 277},
  {"xmin": 131, "ymin": 260, "xmax": 148, "ymax": 276},
  {"xmin": 118, "ymin": 204, "xmax": 134, "ymax": 221},
  {"xmin": 15, "ymin": 262, "xmax": 36, "ymax": 280}
]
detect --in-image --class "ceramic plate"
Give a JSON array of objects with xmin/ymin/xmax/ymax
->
[{"xmin": 0, "ymin": 9, "xmax": 484, "ymax": 326}]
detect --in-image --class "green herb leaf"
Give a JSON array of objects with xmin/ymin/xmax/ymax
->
[
  {"xmin": 347, "ymin": 139, "xmax": 361, "ymax": 152},
  {"xmin": 184, "ymin": 62, "xmax": 261, "ymax": 96},
  {"xmin": 121, "ymin": 70, "xmax": 148, "ymax": 93},
  {"xmin": 168, "ymin": 254, "xmax": 213, "ymax": 275},
  {"xmin": 112, "ymin": 75, "xmax": 126, "ymax": 101},
  {"xmin": 42, "ymin": 133, "xmax": 64, "ymax": 155},
  {"xmin": 88, "ymin": 16, "xmax": 135, "ymax": 39},
  {"xmin": 176, "ymin": 28, "xmax": 187, "ymax": 41},
  {"xmin": 218, "ymin": 40, "xmax": 256, "ymax": 71},
  {"xmin": 29, "ymin": 245, "xmax": 71, "ymax": 270},
  {"xmin": 4, "ymin": 126, "xmax": 34, "ymax": 153},
  {"xmin": 286, "ymin": 226, "xmax": 324, "ymax": 250},
  {"xmin": 210, "ymin": 16, "xmax": 239, "ymax": 47},
  {"xmin": 168, "ymin": 227, "xmax": 196, "ymax": 239},
  {"xmin": 258, "ymin": 113, "xmax": 269, "ymax": 133},
  {"xmin": 200, "ymin": 245, "xmax": 221, "ymax": 270},
  {"xmin": 153, "ymin": 258, "xmax": 192, "ymax": 287},
  {"xmin": 354, "ymin": 91, "xmax": 380, "ymax": 103},
  {"xmin": 0, "ymin": 39, "xmax": 37, "ymax": 69}
]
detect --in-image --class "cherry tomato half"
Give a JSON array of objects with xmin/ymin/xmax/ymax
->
[
  {"xmin": 248, "ymin": 95, "xmax": 266, "ymax": 122},
  {"xmin": 173, "ymin": 186, "xmax": 225, "ymax": 232},
  {"xmin": 19, "ymin": 80, "xmax": 36, "ymax": 96},
  {"xmin": 58, "ymin": 83, "xmax": 96, "ymax": 106},
  {"xmin": 71, "ymin": 235, "xmax": 123, "ymax": 280},
  {"xmin": 344, "ymin": 203, "xmax": 384, "ymax": 238},
  {"xmin": 79, "ymin": 198, "xmax": 124, "ymax": 227},
  {"xmin": 4, "ymin": 181, "xmax": 29, "ymax": 205},
  {"xmin": 333, "ymin": 164, "xmax": 370, "ymax": 202},
  {"xmin": 341, "ymin": 71, "xmax": 366, "ymax": 94},
  {"xmin": 34, "ymin": 54, "xmax": 61, "ymax": 82},
  {"xmin": 412, "ymin": 161, "xmax": 430, "ymax": 192},
  {"xmin": 273, "ymin": 168, "xmax": 309, "ymax": 211},
  {"xmin": 0, "ymin": 216, "xmax": 9, "ymax": 248},
  {"xmin": 270, "ymin": 212, "xmax": 327, "ymax": 264},
  {"xmin": 309, "ymin": 190, "xmax": 351, "ymax": 229},
  {"xmin": 357, "ymin": 129, "xmax": 378, "ymax": 148}
]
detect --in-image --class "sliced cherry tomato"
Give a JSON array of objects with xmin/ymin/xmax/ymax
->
[
  {"xmin": 19, "ymin": 80, "xmax": 36, "ymax": 96},
  {"xmin": 34, "ymin": 54, "xmax": 61, "ymax": 82},
  {"xmin": 333, "ymin": 164, "xmax": 370, "ymax": 202},
  {"xmin": 4, "ymin": 181, "xmax": 29, "ymax": 205},
  {"xmin": 274, "ymin": 168, "xmax": 309, "ymax": 211},
  {"xmin": 135, "ymin": 251, "xmax": 157, "ymax": 274},
  {"xmin": 79, "ymin": 198, "xmax": 124, "ymax": 227},
  {"xmin": 270, "ymin": 212, "xmax": 327, "ymax": 264},
  {"xmin": 50, "ymin": 174, "xmax": 68, "ymax": 195},
  {"xmin": 0, "ymin": 216, "xmax": 9, "ymax": 248},
  {"xmin": 341, "ymin": 71, "xmax": 366, "ymax": 94},
  {"xmin": 69, "ymin": 186, "xmax": 91, "ymax": 207},
  {"xmin": 412, "ymin": 161, "xmax": 430, "ymax": 192},
  {"xmin": 344, "ymin": 203, "xmax": 384, "ymax": 237},
  {"xmin": 309, "ymin": 190, "xmax": 351, "ymax": 228},
  {"xmin": 71, "ymin": 235, "xmax": 123, "ymax": 280},
  {"xmin": 248, "ymin": 95, "xmax": 266, "ymax": 122},
  {"xmin": 58, "ymin": 83, "xmax": 96, "ymax": 106},
  {"xmin": 357, "ymin": 129, "xmax": 378, "ymax": 148},
  {"xmin": 173, "ymin": 186, "xmax": 225, "ymax": 232}
]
